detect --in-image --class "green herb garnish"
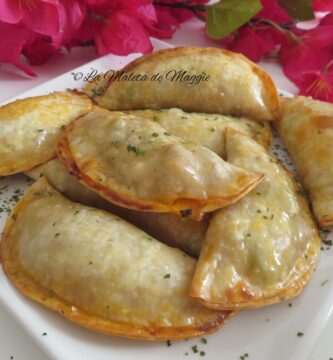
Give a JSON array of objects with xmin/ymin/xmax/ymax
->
[{"xmin": 127, "ymin": 144, "xmax": 145, "ymax": 155}]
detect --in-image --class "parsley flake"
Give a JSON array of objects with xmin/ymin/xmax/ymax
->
[
  {"xmin": 297, "ymin": 332, "xmax": 304, "ymax": 337},
  {"xmin": 164, "ymin": 273, "xmax": 171, "ymax": 279},
  {"xmin": 127, "ymin": 144, "xmax": 145, "ymax": 155}
]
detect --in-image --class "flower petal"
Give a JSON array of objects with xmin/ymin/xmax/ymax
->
[
  {"xmin": 227, "ymin": 27, "xmax": 267, "ymax": 62},
  {"xmin": 299, "ymin": 70, "xmax": 333, "ymax": 102},
  {"xmin": 23, "ymin": 1, "xmax": 60, "ymax": 39},
  {"xmin": 256, "ymin": 0, "xmax": 291, "ymax": 23},
  {"xmin": 280, "ymin": 26, "xmax": 333, "ymax": 84},
  {"xmin": 95, "ymin": 10, "xmax": 153, "ymax": 56},
  {"xmin": 227, "ymin": 27, "xmax": 285, "ymax": 63},
  {"xmin": 23, "ymin": 37, "xmax": 59, "ymax": 65},
  {"xmin": 313, "ymin": 0, "xmax": 333, "ymax": 11},
  {"xmin": 0, "ymin": 0, "xmax": 23, "ymax": 24},
  {"xmin": 53, "ymin": 0, "xmax": 86, "ymax": 48},
  {"xmin": 0, "ymin": 21, "xmax": 36, "ymax": 76}
]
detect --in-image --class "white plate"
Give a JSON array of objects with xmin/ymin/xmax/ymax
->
[{"xmin": 0, "ymin": 39, "xmax": 332, "ymax": 360}]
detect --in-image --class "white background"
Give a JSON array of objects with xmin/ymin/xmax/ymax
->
[{"xmin": 0, "ymin": 19, "xmax": 332, "ymax": 360}]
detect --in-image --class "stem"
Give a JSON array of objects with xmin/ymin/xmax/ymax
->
[
  {"xmin": 153, "ymin": 1, "xmax": 206, "ymax": 21},
  {"xmin": 251, "ymin": 18, "xmax": 298, "ymax": 42}
]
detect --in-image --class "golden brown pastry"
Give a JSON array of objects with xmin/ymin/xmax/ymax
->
[
  {"xmin": 189, "ymin": 129, "xmax": 320, "ymax": 310},
  {"xmin": 0, "ymin": 91, "xmax": 93, "ymax": 176},
  {"xmin": 95, "ymin": 47, "xmax": 281, "ymax": 122},
  {"xmin": 126, "ymin": 108, "xmax": 272, "ymax": 155},
  {"xmin": 0, "ymin": 178, "xmax": 232, "ymax": 339},
  {"xmin": 25, "ymin": 159, "xmax": 206, "ymax": 257},
  {"xmin": 276, "ymin": 96, "xmax": 333, "ymax": 227},
  {"xmin": 57, "ymin": 107, "xmax": 264, "ymax": 219}
]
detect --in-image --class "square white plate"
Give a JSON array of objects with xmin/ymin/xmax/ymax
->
[{"xmin": 0, "ymin": 39, "xmax": 332, "ymax": 360}]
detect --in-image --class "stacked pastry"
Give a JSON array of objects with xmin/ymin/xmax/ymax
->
[{"xmin": 0, "ymin": 47, "xmax": 324, "ymax": 340}]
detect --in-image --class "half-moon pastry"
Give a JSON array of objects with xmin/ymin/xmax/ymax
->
[
  {"xmin": 95, "ymin": 47, "xmax": 280, "ymax": 122},
  {"xmin": 0, "ymin": 91, "xmax": 93, "ymax": 176},
  {"xmin": 189, "ymin": 129, "xmax": 320, "ymax": 310},
  {"xmin": 126, "ymin": 108, "xmax": 272, "ymax": 156},
  {"xmin": 57, "ymin": 107, "xmax": 264, "ymax": 219},
  {"xmin": 0, "ymin": 178, "xmax": 232, "ymax": 339},
  {"xmin": 276, "ymin": 96, "xmax": 333, "ymax": 227},
  {"xmin": 26, "ymin": 159, "xmax": 206, "ymax": 257}
]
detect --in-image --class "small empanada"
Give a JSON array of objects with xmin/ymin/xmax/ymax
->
[
  {"xmin": 189, "ymin": 129, "xmax": 320, "ymax": 309},
  {"xmin": 126, "ymin": 108, "xmax": 272, "ymax": 156},
  {"xmin": 95, "ymin": 47, "xmax": 280, "ymax": 122},
  {"xmin": 26, "ymin": 159, "xmax": 206, "ymax": 257},
  {"xmin": 0, "ymin": 178, "xmax": 232, "ymax": 339},
  {"xmin": 276, "ymin": 96, "xmax": 333, "ymax": 227},
  {"xmin": 57, "ymin": 107, "xmax": 264, "ymax": 219},
  {"xmin": 0, "ymin": 91, "xmax": 93, "ymax": 175}
]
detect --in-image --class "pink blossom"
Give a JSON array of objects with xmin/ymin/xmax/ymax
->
[
  {"xmin": 298, "ymin": 69, "xmax": 333, "ymax": 102},
  {"xmin": 226, "ymin": 26, "xmax": 286, "ymax": 62},
  {"xmin": 0, "ymin": 0, "xmax": 61, "ymax": 40},
  {"xmin": 280, "ymin": 25, "xmax": 333, "ymax": 84},
  {"xmin": 95, "ymin": 10, "xmax": 152, "ymax": 56},
  {"xmin": 0, "ymin": 21, "xmax": 36, "ymax": 76}
]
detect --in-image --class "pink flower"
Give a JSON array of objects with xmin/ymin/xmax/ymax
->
[
  {"xmin": 0, "ymin": 21, "xmax": 36, "ymax": 76},
  {"xmin": 23, "ymin": 36, "xmax": 59, "ymax": 66},
  {"xmin": 298, "ymin": 68, "xmax": 333, "ymax": 102},
  {"xmin": 54, "ymin": 0, "xmax": 86, "ymax": 48},
  {"xmin": 0, "ymin": 0, "xmax": 61, "ymax": 39},
  {"xmin": 226, "ymin": 26, "xmax": 286, "ymax": 62},
  {"xmin": 280, "ymin": 25, "xmax": 333, "ymax": 84},
  {"xmin": 320, "ymin": 12, "xmax": 333, "ymax": 26},
  {"xmin": 95, "ymin": 10, "xmax": 152, "ymax": 56}
]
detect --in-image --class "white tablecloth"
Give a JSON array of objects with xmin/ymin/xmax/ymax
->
[{"xmin": 0, "ymin": 18, "xmax": 331, "ymax": 360}]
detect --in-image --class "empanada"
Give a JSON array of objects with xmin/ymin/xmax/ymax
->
[
  {"xmin": 126, "ymin": 108, "xmax": 272, "ymax": 156},
  {"xmin": 189, "ymin": 129, "xmax": 320, "ymax": 309},
  {"xmin": 0, "ymin": 91, "xmax": 93, "ymax": 175},
  {"xmin": 276, "ymin": 96, "xmax": 333, "ymax": 227},
  {"xmin": 95, "ymin": 47, "xmax": 280, "ymax": 122},
  {"xmin": 26, "ymin": 159, "xmax": 206, "ymax": 256},
  {"xmin": 57, "ymin": 107, "xmax": 264, "ymax": 219},
  {"xmin": 0, "ymin": 178, "xmax": 232, "ymax": 339}
]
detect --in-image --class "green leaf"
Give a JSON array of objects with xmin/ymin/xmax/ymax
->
[
  {"xmin": 278, "ymin": 0, "xmax": 314, "ymax": 21},
  {"xmin": 206, "ymin": 0, "xmax": 262, "ymax": 40}
]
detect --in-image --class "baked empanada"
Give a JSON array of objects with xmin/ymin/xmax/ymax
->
[
  {"xmin": 276, "ymin": 96, "xmax": 333, "ymax": 227},
  {"xmin": 26, "ymin": 159, "xmax": 206, "ymax": 256},
  {"xmin": 57, "ymin": 107, "xmax": 264, "ymax": 219},
  {"xmin": 126, "ymin": 108, "xmax": 272, "ymax": 156},
  {"xmin": 1, "ymin": 178, "xmax": 231, "ymax": 339},
  {"xmin": 189, "ymin": 129, "xmax": 320, "ymax": 309},
  {"xmin": 95, "ymin": 47, "xmax": 280, "ymax": 122},
  {"xmin": 0, "ymin": 91, "xmax": 93, "ymax": 176}
]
